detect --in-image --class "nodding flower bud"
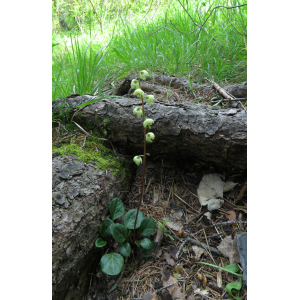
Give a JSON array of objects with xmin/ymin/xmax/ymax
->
[
  {"xmin": 146, "ymin": 132, "xmax": 155, "ymax": 143},
  {"xmin": 146, "ymin": 95, "xmax": 154, "ymax": 105},
  {"xmin": 139, "ymin": 70, "xmax": 149, "ymax": 80},
  {"xmin": 133, "ymin": 155, "xmax": 142, "ymax": 166},
  {"xmin": 133, "ymin": 88, "xmax": 144, "ymax": 99},
  {"xmin": 131, "ymin": 79, "xmax": 139, "ymax": 90},
  {"xmin": 133, "ymin": 107, "xmax": 143, "ymax": 118},
  {"xmin": 143, "ymin": 118, "xmax": 154, "ymax": 129}
]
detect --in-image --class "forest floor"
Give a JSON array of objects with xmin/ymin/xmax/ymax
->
[{"xmin": 52, "ymin": 74, "xmax": 247, "ymax": 300}]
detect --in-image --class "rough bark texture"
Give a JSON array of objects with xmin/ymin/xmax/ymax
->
[
  {"xmin": 114, "ymin": 73, "xmax": 247, "ymax": 98},
  {"xmin": 53, "ymin": 95, "xmax": 247, "ymax": 171},
  {"xmin": 52, "ymin": 154, "xmax": 131, "ymax": 299}
]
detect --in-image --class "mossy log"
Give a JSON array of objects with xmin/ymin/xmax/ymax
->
[{"xmin": 53, "ymin": 95, "xmax": 247, "ymax": 171}]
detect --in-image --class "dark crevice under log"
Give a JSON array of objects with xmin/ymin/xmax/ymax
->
[{"xmin": 53, "ymin": 95, "xmax": 247, "ymax": 171}]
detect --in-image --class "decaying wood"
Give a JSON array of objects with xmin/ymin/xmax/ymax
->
[
  {"xmin": 114, "ymin": 73, "xmax": 246, "ymax": 99},
  {"xmin": 53, "ymin": 94, "xmax": 247, "ymax": 170},
  {"xmin": 52, "ymin": 154, "xmax": 131, "ymax": 299}
]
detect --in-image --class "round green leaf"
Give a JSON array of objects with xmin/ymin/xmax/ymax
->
[
  {"xmin": 95, "ymin": 238, "xmax": 107, "ymax": 248},
  {"xmin": 100, "ymin": 219, "xmax": 113, "ymax": 237},
  {"xmin": 110, "ymin": 198, "xmax": 125, "ymax": 221},
  {"xmin": 124, "ymin": 209, "xmax": 144, "ymax": 229},
  {"xmin": 110, "ymin": 223, "xmax": 128, "ymax": 243},
  {"xmin": 118, "ymin": 241, "xmax": 131, "ymax": 257},
  {"xmin": 140, "ymin": 238, "xmax": 154, "ymax": 250},
  {"xmin": 135, "ymin": 240, "xmax": 141, "ymax": 247},
  {"xmin": 138, "ymin": 217, "xmax": 156, "ymax": 237},
  {"xmin": 100, "ymin": 253, "xmax": 124, "ymax": 275}
]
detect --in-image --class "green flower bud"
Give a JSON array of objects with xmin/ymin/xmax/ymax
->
[
  {"xmin": 143, "ymin": 118, "xmax": 154, "ymax": 129},
  {"xmin": 133, "ymin": 88, "xmax": 144, "ymax": 99},
  {"xmin": 133, "ymin": 107, "xmax": 143, "ymax": 118},
  {"xmin": 131, "ymin": 79, "xmax": 139, "ymax": 90},
  {"xmin": 146, "ymin": 95, "xmax": 154, "ymax": 105},
  {"xmin": 139, "ymin": 70, "xmax": 149, "ymax": 80},
  {"xmin": 146, "ymin": 132, "xmax": 155, "ymax": 143},
  {"xmin": 133, "ymin": 156, "xmax": 142, "ymax": 166}
]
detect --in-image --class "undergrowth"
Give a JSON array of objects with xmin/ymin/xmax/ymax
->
[{"xmin": 52, "ymin": 0, "xmax": 247, "ymax": 102}]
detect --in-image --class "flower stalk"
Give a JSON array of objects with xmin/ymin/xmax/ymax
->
[{"xmin": 132, "ymin": 70, "xmax": 155, "ymax": 238}]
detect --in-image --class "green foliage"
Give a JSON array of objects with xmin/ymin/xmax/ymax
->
[
  {"xmin": 95, "ymin": 238, "xmax": 107, "ymax": 248},
  {"xmin": 138, "ymin": 217, "xmax": 156, "ymax": 237},
  {"xmin": 100, "ymin": 253, "xmax": 124, "ymax": 276},
  {"xmin": 110, "ymin": 223, "xmax": 128, "ymax": 243},
  {"xmin": 110, "ymin": 198, "xmax": 125, "ymax": 221},
  {"xmin": 95, "ymin": 198, "xmax": 155, "ymax": 275},
  {"xmin": 124, "ymin": 209, "xmax": 144, "ymax": 229},
  {"xmin": 198, "ymin": 262, "xmax": 243, "ymax": 300},
  {"xmin": 118, "ymin": 242, "xmax": 131, "ymax": 257}
]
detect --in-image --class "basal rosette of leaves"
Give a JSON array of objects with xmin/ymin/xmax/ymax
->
[{"xmin": 95, "ymin": 197, "xmax": 156, "ymax": 275}]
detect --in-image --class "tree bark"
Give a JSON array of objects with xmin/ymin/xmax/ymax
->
[
  {"xmin": 53, "ymin": 95, "xmax": 247, "ymax": 171},
  {"xmin": 52, "ymin": 153, "xmax": 131, "ymax": 299}
]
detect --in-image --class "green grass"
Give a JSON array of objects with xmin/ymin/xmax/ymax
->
[{"xmin": 52, "ymin": 0, "xmax": 247, "ymax": 101}]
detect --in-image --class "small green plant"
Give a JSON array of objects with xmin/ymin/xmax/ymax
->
[
  {"xmin": 157, "ymin": 220, "xmax": 174, "ymax": 241},
  {"xmin": 197, "ymin": 262, "xmax": 243, "ymax": 300},
  {"xmin": 95, "ymin": 197, "xmax": 156, "ymax": 275},
  {"xmin": 130, "ymin": 70, "xmax": 156, "ymax": 238}
]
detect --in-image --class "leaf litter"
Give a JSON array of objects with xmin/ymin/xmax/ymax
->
[{"xmin": 102, "ymin": 155, "xmax": 246, "ymax": 299}]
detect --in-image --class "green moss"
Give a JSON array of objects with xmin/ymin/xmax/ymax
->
[
  {"xmin": 52, "ymin": 142, "xmax": 130, "ymax": 188},
  {"xmin": 103, "ymin": 118, "xmax": 111, "ymax": 130}
]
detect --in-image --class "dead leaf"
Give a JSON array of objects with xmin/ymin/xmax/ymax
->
[
  {"xmin": 223, "ymin": 180, "xmax": 238, "ymax": 192},
  {"xmin": 142, "ymin": 292, "xmax": 157, "ymax": 300},
  {"xmin": 192, "ymin": 245, "xmax": 207, "ymax": 260},
  {"xmin": 217, "ymin": 236, "xmax": 240, "ymax": 264},
  {"xmin": 154, "ymin": 229, "xmax": 164, "ymax": 257},
  {"xmin": 163, "ymin": 217, "xmax": 183, "ymax": 231},
  {"xmin": 163, "ymin": 252, "xmax": 176, "ymax": 266},
  {"xmin": 162, "ymin": 275, "xmax": 177, "ymax": 293},
  {"xmin": 194, "ymin": 288, "xmax": 210, "ymax": 296},
  {"xmin": 197, "ymin": 174, "xmax": 225, "ymax": 211},
  {"xmin": 161, "ymin": 269, "xmax": 171, "ymax": 281},
  {"xmin": 227, "ymin": 210, "xmax": 236, "ymax": 221},
  {"xmin": 203, "ymin": 211, "xmax": 212, "ymax": 221},
  {"xmin": 162, "ymin": 275, "xmax": 186, "ymax": 299},
  {"xmin": 207, "ymin": 199, "xmax": 224, "ymax": 211},
  {"xmin": 169, "ymin": 245, "xmax": 178, "ymax": 258}
]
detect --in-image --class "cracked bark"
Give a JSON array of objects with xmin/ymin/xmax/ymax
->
[{"xmin": 53, "ymin": 95, "xmax": 247, "ymax": 171}]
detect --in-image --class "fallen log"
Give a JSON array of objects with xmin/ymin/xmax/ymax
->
[
  {"xmin": 115, "ymin": 73, "xmax": 247, "ymax": 98},
  {"xmin": 53, "ymin": 95, "xmax": 247, "ymax": 170}
]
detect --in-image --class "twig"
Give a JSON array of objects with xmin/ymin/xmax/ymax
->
[
  {"xmin": 174, "ymin": 192, "xmax": 199, "ymax": 213},
  {"xmin": 186, "ymin": 237, "xmax": 222, "ymax": 256},
  {"xmin": 193, "ymin": 220, "xmax": 247, "ymax": 236},
  {"xmin": 175, "ymin": 239, "xmax": 188, "ymax": 260}
]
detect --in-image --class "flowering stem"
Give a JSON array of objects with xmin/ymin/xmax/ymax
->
[{"xmin": 133, "ymin": 77, "xmax": 147, "ymax": 239}]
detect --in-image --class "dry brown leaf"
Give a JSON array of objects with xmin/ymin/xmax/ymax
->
[
  {"xmin": 192, "ymin": 245, "xmax": 207, "ymax": 260},
  {"xmin": 227, "ymin": 210, "xmax": 236, "ymax": 221},
  {"xmin": 217, "ymin": 236, "xmax": 240, "ymax": 264},
  {"xmin": 142, "ymin": 292, "xmax": 157, "ymax": 300},
  {"xmin": 163, "ymin": 252, "xmax": 176, "ymax": 266},
  {"xmin": 162, "ymin": 275, "xmax": 186, "ymax": 299},
  {"xmin": 169, "ymin": 245, "xmax": 178, "ymax": 258}
]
